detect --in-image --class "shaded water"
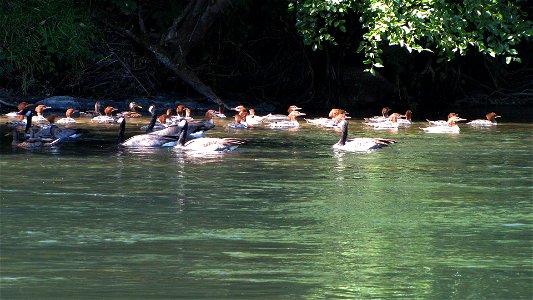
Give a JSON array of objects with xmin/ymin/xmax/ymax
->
[{"xmin": 1, "ymin": 116, "xmax": 532, "ymax": 299}]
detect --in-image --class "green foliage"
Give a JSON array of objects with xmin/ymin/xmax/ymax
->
[
  {"xmin": 290, "ymin": 0, "xmax": 533, "ymax": 73},
  {"xmin": 0, "ymin": 0, "xmax": 98, "ymax": 94}
]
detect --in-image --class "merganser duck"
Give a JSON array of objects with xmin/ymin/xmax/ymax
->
[
  {"xmin": 306, "ymin": 108, "xmax": 348, "ymax": 127},
  {"xmin": 397, "ymin": 110, "xmax": 412, "ymax": 126},
  {"xmin": 426, "ymin": 112, "xmax": 457, "ymax": 126},
  {"xmin": 364, "ymin": 107, "xmax": 391, "ymax": 123},
  {"xmin": 175, "ymin": 120, "xmax": 246, "ymax": 152},
  {"xmin": 80, "ymin": 101, "xmax": 102, "ymax": 117},
  {"xmin": 421, "ymin": 115, "xmax": 466, "ymax": 133},
  {"xmin": 334, "ymin": 117, "xmax": 397, "ymax": 152},
  {"xmin": 56, "ymin": 108, "xmax": 78, "ymax": 124},
  {"xmin": 214, "ymin": 104, "xmax": 227, "ymax": 118},
  {"xmin": 32, "ymin": 104, "xmax": 51, "ymax": 124},
  {"xmin": 266, "ymin": 110, "xmax": 306, "ymax": 129},
  {"xmin": 183, "ymin": 109, "xmax": 217, "ymax": 137},
  {"xmin": 5, "ymin": 101, "xmax": 30, "ymax": 117},
  {"xmin": 5, "ymin": 102, "xmax": 32, "ymax": 128},
  {"xmin": 91, "ymin": 106, "xmax": 118, "ymax": 123},
  {"xmin": 227, "ymin": 114, "xmax": 248, "ymax": 129},
  {"xmin": 365, "ymin": 113, "xmax": 400, "ymax": 130},
  {"xmin": 168, "ymin": 104, "xmax": 186, "ymax": 124},
  {"xmin": 263, "ymin": 105, "xmax": 302, "ymax": 121},
  {"xmin": 245, "ymin": 109, "xmax": 264, "ymax": 126},
  {"xmin": 120, "ymin": 102, "xmax": 143, "ymax": 118},
  {"xmin": 117, "ymin": 116, "xmax": 182, "ymax": 147},
  {"xmin": 467, "ymin": 112, "xmax": 500, "ymax": 126}
]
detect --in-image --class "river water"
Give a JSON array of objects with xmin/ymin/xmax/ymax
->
[{"xmin": 1, "ymin": 115, "xmax": 532, "ymax": 299}]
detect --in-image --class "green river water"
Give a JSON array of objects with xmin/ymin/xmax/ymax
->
[{"xmin": 0, "ymin": 115, "xmax": 532, "ymax": 299}]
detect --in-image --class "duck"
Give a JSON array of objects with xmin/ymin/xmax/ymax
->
[
  {"xmin": 168, "ymin": 104, "xmax": 187, "ymax": 124},
  {"xmin": 396, "ymin": 110, "xmax": 412, "ymax": 126},
  {"xmin": 5, "ymin": 102, "xmax": 33, "ymax": 128},
  {"xmin": 245, "ymin": 108, "xmax": 265, "ymax": 126},
  {"xmin": 5, "ymin": 101, "xmax": 30, "ymax": 117},
  {"xmin": 214, "ymin": 104, "xmax": 227, "ymax": 118},
  {"xmin": 467, "ymin": 112, "xmax": 500, "ymax": 126},
  {"xmin": 140, "ymin": 105, "xmax": 166, "ymax": 132},
  {"xmin": 117, "ymin": 116, "xmax": 183, "ymax": 147},
  {"xmin": 421, "ymin": 115, "xmax": 466, "ymax": 133},
  {"xmin": 426, "ymin": 112, "xmax": 457, "ymax": 126},
  {"xmin": 120, "ymin": 102, "xmax": 143, "ymax": 118},
  {"xmin": 31, "ymin": 114, "xmax": 85, "ymax": 141},
  {"xmin": 80, "ymin": 101, "xmax": 102, "ymax": 117},
  {"xmin": 266, "ymin": 110, "xmax": 306, "ymax": 129},
  {"xmin": 334, "ymin": 115, "xmax": 397, "ymax": 152},
  {"xmin": 365, "ymin": 113, "xmax": 400, "ymax": 130},
  {"xmin": 364, "ymin": 107, "xmax": 391, "ymax": 123},
  {"xmin": 11, "ymin": 129, "xmax": 61, "ymax": 149},
  {"xmin": 306, "ymin": 108, "xmax": 347, "ymax": 128},
  {"xmin": 175, "ymin": 120, "xmax": 246, "ymax": 152},
  {"xmin": 227, "ymin": 114, "xmax": 249, "ymax": 129},
  {"xmin": 91, "ymin": 106, "xmax": 118, "ymax": 123},
  {"xmin": 56, "ymin": 108, "xmax": 78, "ymax": 124},
  {"xmin": 32, "ymin": 104, "xmax": 51, "ymax": 124},
  {"xmin": 263, "ymin": 105, "xmax": 303, "ymax": 122},
  {"xmin": 184, "ymin": 109, "xmax": 217, "ymax": 137}
]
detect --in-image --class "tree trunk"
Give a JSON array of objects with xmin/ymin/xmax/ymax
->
[{"xmin": 103, "ymin": 0, "xmax": 233, "ymax": 108}]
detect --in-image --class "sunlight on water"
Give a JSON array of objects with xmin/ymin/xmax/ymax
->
[{"xmin": 1, "ymin": 116, "xmax": 532, "ymax": 299}]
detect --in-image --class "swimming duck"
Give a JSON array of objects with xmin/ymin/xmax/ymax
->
[
  {"xmin": 214, "ymin": 104, "xmax": 227, "ymax": 118},
  {"xmin": 245, "ymin": 108, "xmax": 265, "ymax": 126},
  {"xmin": 467, "ymin": 112, "xmax": 500, "ymax": 126},
  {"xmin": 91, "ymin": 106, "xmax": 118, "ymax": 123},
  {"xmin": 334, "ymin": 116, "xmax": 397, "ymax": 152},
  {"xmin": 422, "ymin": 115, "xmax": 466, "ymax": 133},
  {"xmin": 32, "ymin": 104, "xmax": 51, "ymax": 124},
  {"xmin": 175, "ymin": 120, "xmax": 246, "ymax": 152},
  {"xmin": 397, "ymin": 110, "xmax": 412, "ymax": 126},
  {"xmin": 266, "ymin": 110, "xmax": 306, "ymax": 129},
  {"xmin": 11, "ymin": 129, "xmax": 61, "ymax": 149},
  {"xmin": 365, "ymin": 113, "xmax": 400, "ymax": 130},
  {"xmin": 56, "ymin": 108, "xmax": 78, "ymax": 124},
  {"xmin": 306, "ymin": 108, "xmax": 347, "ymax": 128},
  {"xmin": 364, "ymin": 107, "xmax": 391, "ymax": 123},
  {"xmin": 263, "ymin": 105, "xmax": 302, "ymax": 122},
  {"xmin": 426, "ymin": 112, "xmax": 457, "ymax": 126},
  {"xmin": 5, "ymin": 101, "xmax": 30, "ymax": 118},
  {"xmin": 227, "ymin": 114, "xmax": 248, "ymax": 129},
  {"xmin": 80, "ymin": 101, "xmax": 102, "ymax": 117},
  {"xmin": 31, "ymin": 114, "xmax": 85, "ymax": 141},
  {"xmin": 121, "ymin": 102, "xmax": 143, "ymax": 118},
  {"xmin": 117, "ymin": 116, "xmax": 183, "ymax": 147}
]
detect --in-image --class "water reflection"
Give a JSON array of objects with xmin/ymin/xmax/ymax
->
[{"xmin": 0, "ymin": 117, "xmax": 532, "ymax": 299}]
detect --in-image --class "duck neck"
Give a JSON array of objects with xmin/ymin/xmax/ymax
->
[
  {"xmin": 177, "ymin": 121, "xmax": 189, "ymax": 146},
  {"xmin": 146, "ymin": 110, "xmax": 157, "ymax": 133},
  {"xmin": 25, "ymin": 111, "xmax": 33, "ymax": 133},
  {"xmin": 338, "ymin": 120, "xmax": 348, "ymax": 146},
  {"xmin": 118, "ymin": 119, "xmax": 126, "ymax": 143}
]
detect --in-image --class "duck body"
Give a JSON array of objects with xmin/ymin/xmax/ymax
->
[
  {"xmin": 364, "ymin": 107, "xmax": 391, "ymax": 123},
  {"xmin": 92, "ymin": 106, "xmax": 118, "ymax": 123},
  {"xmin": 467, "ymin": 112, "xmax": 500, "ymax": 126},
  {"xmin": 118, "ymin": 117, "xmax": 182, "ymax": 147},
  {"xmin": 120, "ymin": 102, "xmax": 143, "ymax": 118},
  {"xmin": 334, "ymin": 119, "xmax": 396, "ymax": 152},
  {"xmin": 175, "ymin": 120, "xmax": 245, "ymax": 152},
  {"xmin": 422, "ymin": 115, "xmax": 465, "ymax": 133},
  {"xmin": 56, "ymin": 108, "xmax": 78, "ymax": 124},
  {"xmin": 266, "ymin": 110, "xmax": 305, "ymax": 129}
]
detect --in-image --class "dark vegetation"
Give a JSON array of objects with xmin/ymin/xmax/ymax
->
[{"xmin": 1, "ymin": 0, "xmax": 532, "ymax": 116}]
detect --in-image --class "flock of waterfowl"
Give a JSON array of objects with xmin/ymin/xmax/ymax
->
[{"xmin": 5, "ymin": 101, "xmax": 500, "ymax": 152}]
